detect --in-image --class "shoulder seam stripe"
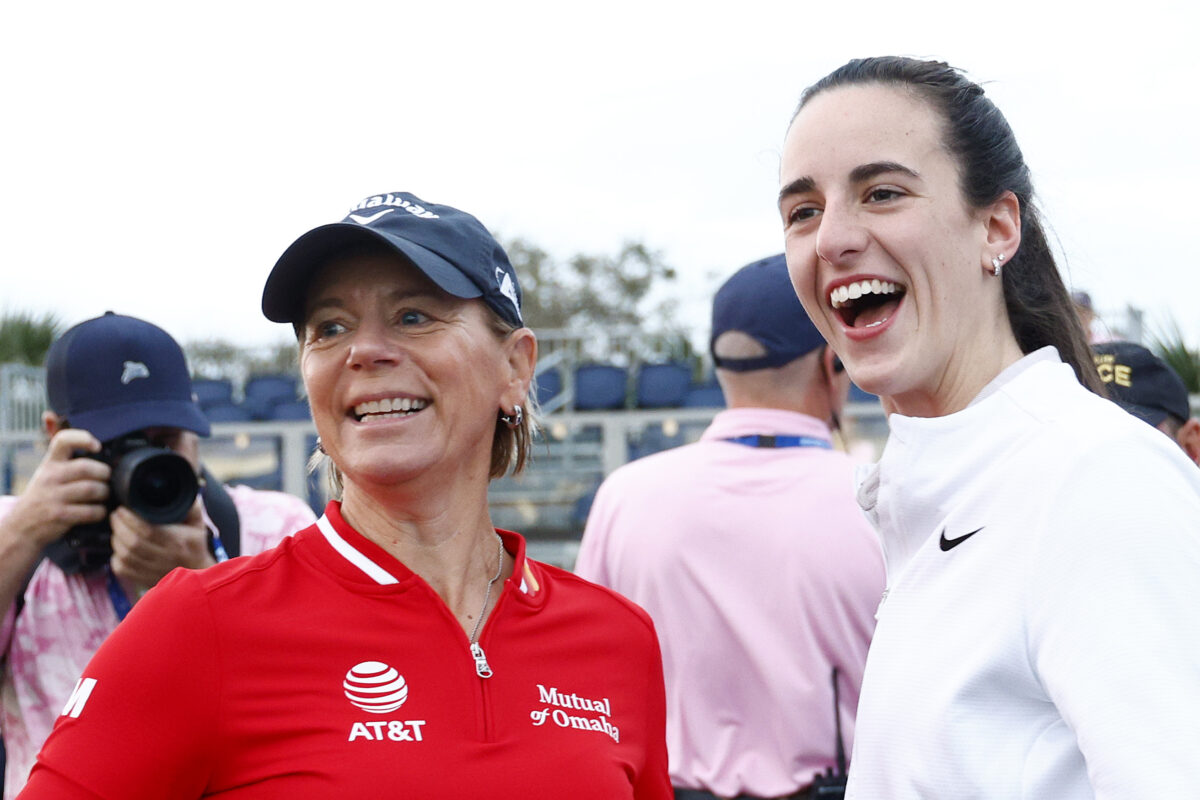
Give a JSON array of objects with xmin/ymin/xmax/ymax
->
[{"xmin": 316, "ymin": 515, "xmax": 399, "ymax": 585}]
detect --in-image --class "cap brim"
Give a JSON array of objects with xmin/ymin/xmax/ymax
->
[
  {"xmin": 69, "ymin": 400, "xmax": 212, "ymax": 442},
  {"xmin": 1115, "ymin": 400, "xmax": 1169, "ymax": 428},
  {"xmin": 262, "ymin": 224, "xmax": 483, "ymax": 324}
]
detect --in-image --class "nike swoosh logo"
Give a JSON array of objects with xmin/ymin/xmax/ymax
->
[
  {"xmin": 939, "ymin": 527, "xmax": 983, "ymax": 551},
  {"xmin": 348, "ymin": 209, "xmax": 394, "ymax": 225}
]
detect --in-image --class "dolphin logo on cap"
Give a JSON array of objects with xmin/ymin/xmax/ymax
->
[{"xmin": 121, "ymin": 361, "xmax": 151, "ymax": 385}]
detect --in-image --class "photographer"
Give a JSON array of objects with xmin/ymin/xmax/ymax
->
[{"xmin": 0, "ymin": 312, "xmax": 316, "ymax": 798}]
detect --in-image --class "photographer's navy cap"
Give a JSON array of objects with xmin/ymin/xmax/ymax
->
[
  {"xmin": 1092, "ymin": 341, "xmax": 1191, "ymax": 427},
  {"xmin": 45, "ymin": 312, "xmax": 212, "ymax": 442},
  {"xmin": 710, "ymin": 253, "xmax": 826, "ymax": 371},
  {"xmin": 262, "ymin": 191, "xmax": 523, "ymax": 328}
]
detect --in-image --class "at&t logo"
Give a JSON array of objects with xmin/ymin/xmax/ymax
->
[{"xmin": 344, "ymin": 661, "xmax": 427, "ymax": 743}]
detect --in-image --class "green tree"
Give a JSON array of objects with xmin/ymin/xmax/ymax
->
[
  {"xmin": 1151, "ymin": 320, "xmax": 1200, "ymax": 394},
  {"xmin": 506, "ymin": 238, "xmax": 696, "ymax": 368},
  {"xmin": 0, "ymin": 311, "xmax": 62, "ymax": 366}
]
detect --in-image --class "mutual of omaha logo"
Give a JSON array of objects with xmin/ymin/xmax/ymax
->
[
  {"xmin": 529, "ymin": 683, "xmax": 619, "ymax": 743},
  {"xmin": 344, "ymin": 661, "xmax": 409, "ymax": 714}
]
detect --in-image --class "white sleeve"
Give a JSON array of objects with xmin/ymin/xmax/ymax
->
[{"xmin": 1027, "ymin": 441, "xmax": 1200, "ymax": 797}]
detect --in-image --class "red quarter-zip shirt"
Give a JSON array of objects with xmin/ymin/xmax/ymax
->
[{"xmin": 21, "ymin": 502, "xmax": 670, "ymax": 799}]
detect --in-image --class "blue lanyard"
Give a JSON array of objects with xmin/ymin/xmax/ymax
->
[
  {"xmin": 723, "ymin": 434, "xmax": 832, "ymax": 450},
  {"xmin": 210, "ymin": 530, "xmax": 230, "ymax": 562},
  {"xmin": 106, "ymin": 529, "xmax": 229, "ymax": 621},
  {"xmin": 105, "ymin": 567, "xmax": 134, "ymax": 621}
]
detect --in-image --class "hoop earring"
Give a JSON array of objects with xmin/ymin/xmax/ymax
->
[
  {"xmin": 499, "ymin": 405, "xmax": 523, "ymax": 429},
  {"xmin": 990, "ymin": 253, "xmax": 1005, "ymax": 277}
]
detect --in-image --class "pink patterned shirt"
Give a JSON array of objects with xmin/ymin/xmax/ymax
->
[{"xmin": 0, "ymin": 485, "xmax": 316, "ymax": 798}]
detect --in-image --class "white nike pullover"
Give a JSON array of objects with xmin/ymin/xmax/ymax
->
[{"xmin": 847, "ymin": 348, "xmax": 1200, "ymax": 799}]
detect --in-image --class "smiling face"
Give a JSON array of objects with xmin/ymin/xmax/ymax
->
[
  {"xmin": 779, "ymin": 83, "xmax": 1022, "ymax": 417},
  {"xmin": 299, "ymin": 251, "xmax": 532, "ymax": 494}
]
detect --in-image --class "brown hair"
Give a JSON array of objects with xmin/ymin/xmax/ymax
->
[{"xmin": 795, "ymin": 57, "xmax": 1105, "ymax": 395}]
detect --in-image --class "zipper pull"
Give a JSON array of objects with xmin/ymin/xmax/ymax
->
[{"xmin": 470, "ymin": 642, "xmax": 493, "ymax": 678}]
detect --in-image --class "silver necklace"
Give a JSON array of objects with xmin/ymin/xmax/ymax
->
[{"xmin": 468, "ymin": 533, "xmax": 504, "ymax": 679}]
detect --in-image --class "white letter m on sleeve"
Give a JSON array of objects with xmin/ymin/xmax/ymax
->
[{"xmin": 62, "ymin": 678, "xmax": 97, "ymax": 719}]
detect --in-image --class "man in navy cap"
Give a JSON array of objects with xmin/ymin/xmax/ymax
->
[
  {"xmin": 575, "ymin": 254, "xmax": 885, "ymax": 800},
  {"xmin": 0, "ymin": 313, "xmax": 316, "ymax": 797},
  {"xmin": 1093, "ymin": 340, "xmax": 1200, "ymax": 466}
]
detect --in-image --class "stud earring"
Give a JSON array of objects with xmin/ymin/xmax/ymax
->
[
  {"xmin": 499, "ymin": 405, "xmax": 524, "ymax": 429},
  {"xmin": 990, "ymin": 253, "xmax": 1005, "ymax": 277},
  {"xmin": 316, "ymin": 437, "xmax": 327, "ymax": 454}
]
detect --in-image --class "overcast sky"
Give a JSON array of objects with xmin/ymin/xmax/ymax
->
[{"xmin": 4, "ymin": 0, "xmax": 1198, "ymax": 354}]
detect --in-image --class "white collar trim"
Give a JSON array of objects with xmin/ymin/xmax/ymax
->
[{"xmin": 316, "ymin": 514, "xmax": 398, "ymax": 585}]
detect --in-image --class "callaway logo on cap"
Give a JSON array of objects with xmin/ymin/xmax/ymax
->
[{"xmin": 261, "ymin": 191, "xmax": 523, "ymax": 329}]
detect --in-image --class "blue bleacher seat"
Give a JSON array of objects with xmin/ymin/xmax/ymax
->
[
  {"xmin": 848, "ymin": 382, "xmax": 879, "ymax": 403},
  {"xmin": 270, "ymin": 399, "xmax": 312, "ymax": 421},
  {"xmin": 191, "ymin": 378, "xmax": 234, "ymax": 409},
  {"xmin": 573, "ymin": 364, "xmax": 628, "ymax": 410},
  {"xmin": 242, "ymin": 374, "xmax": 299, "ymax": 420},
  {"xmin": 204, "ymin": 403, "xmax": 253, "ymax": 423},
  {"xmin": 534, "ymin": 368, "xmax": 563, "ymax": 408},
  {"xmin": 627, "ymin": 422, "xmax": 686, "ymax": 461},
  {"xmin": 245, "ymin": 374, "xmax": 299, "ymax": 401},
  {"xmin": 569, "ymin": 482, "xmax": 602, "ymax": 529},
  {"xmin": 635, "ymin": 362, "xmax": 692, "ymax": 408},
  {"xmin": 682, "ymin": 385, "xmax": 725, "ymax": 408}
]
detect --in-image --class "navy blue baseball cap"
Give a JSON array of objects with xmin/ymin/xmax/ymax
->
[
  {"xmin": 710, "ymin": 254, "xmax": 827, "ymax": 371},
  {"xmin": 45, "ymin": 312, "xmax": 211, "ymax": 442},
  {"xmin": 1092, "ymin": 341, "xmax": 1191, "ymax": 427},
  {"xmin": 262, "ymin": 191, "xmax": 523, "ymax": 328}
]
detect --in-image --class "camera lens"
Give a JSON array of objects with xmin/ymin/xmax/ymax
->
[{"xmin": 111, "ymin": 448, "xmax": 199, "ymax": 524}]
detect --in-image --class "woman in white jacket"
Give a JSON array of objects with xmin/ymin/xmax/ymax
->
[{"xmin": 778, "ymin": 56, "xmax": 1200, "ymax": 799}]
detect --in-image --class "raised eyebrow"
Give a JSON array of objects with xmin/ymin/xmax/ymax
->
[
  {"xmin": 305, "ymin": 289, "xmax": 445, "ymax": 318},
  {"xmin": 777, "ymin": 176, "xmax": 816, "ymax": 207},
  {"xmin": 849, "ymin": 161, "xmax": 920, "ymax": 184}
]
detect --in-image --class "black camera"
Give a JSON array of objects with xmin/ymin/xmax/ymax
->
[{"xmin": 44, "ymin": 433, "xmax": 200, "ymax": 574}]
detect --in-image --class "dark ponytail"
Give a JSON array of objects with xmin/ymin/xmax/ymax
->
[{"xmin": 795, "ymin": 57, "xmax": 1104, "ymax": 395}]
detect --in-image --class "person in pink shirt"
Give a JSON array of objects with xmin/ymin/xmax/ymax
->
[
  {"xmin": 0, "ymin": 312, "xmax": 315, "ymax": 798},
  {"xmin": 575, "ymin": 253, "xmax": 885, "ymax": 800}
]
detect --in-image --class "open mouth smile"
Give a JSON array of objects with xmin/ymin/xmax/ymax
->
[
  {"xmin": 829, "ymin": 279, "xmax": 906, "ymax": 329},
  {"xmin": 352, "ymin": 397, "xmax": 429, "ymax": 422}
]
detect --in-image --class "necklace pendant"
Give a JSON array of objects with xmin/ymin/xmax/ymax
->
[{"xmin": 470, "ymin": 642, "xmax": 494, "ymax": 678}]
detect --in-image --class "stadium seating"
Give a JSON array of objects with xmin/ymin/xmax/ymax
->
[
  {"xmin": 191, "ymin": 378, "xmax": 234, "ymax": 410},
  {"xmin": 534, "ymin": 368, "xmax": 563, "ymax": 408},
  {"xmin": 849, "ymin": 382, "xmax": 879, "ymax": 403},
  {"xmin": 627, "ymin": 421, "xmax": 686, "ymax": 461},
  {"xmin": 203, "ymin": 403, "xmax": 253, "ymax": 423},
  {"xmin": 572, "ymin": 364, "xmax": 628, "ymax": 410},
  {"xmin": 634, "ymin": 362, "xmax": 692, "ymax": 408},
  {"xmin": 242, "ymin": 374, "xmax": 300, "ymax": 420},
  {"xmin": 270, "ymin": 399, "xmax": 313, "ymax": 421},
  {"xmin": 682, "ymin": 374, "xmax": 725, "ymax": 408}
]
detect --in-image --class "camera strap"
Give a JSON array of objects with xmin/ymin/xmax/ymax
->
[{"xmin": 200, "ymin": 466, "xmax": 240, "ymax": 561}]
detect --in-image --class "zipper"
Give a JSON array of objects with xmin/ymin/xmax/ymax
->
[
  {"xmin": 470, "ymin": 642, "xmax": 493, "ymax": 678},
  {"xmin": 469, "ymin": 585, "xmax": 511, "ymax": 742}
]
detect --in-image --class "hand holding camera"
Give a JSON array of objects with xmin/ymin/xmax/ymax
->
[
  {"xmin": 43, "ymin": 429, "xmax": 205, "ymax": 578},
  {"xmin": 4, "ymin": 429, "xmax": 111, "ymax": 553},
  {"xmin": 109, "ymin": 496, "xmax": 213, "ymax": 595}
]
